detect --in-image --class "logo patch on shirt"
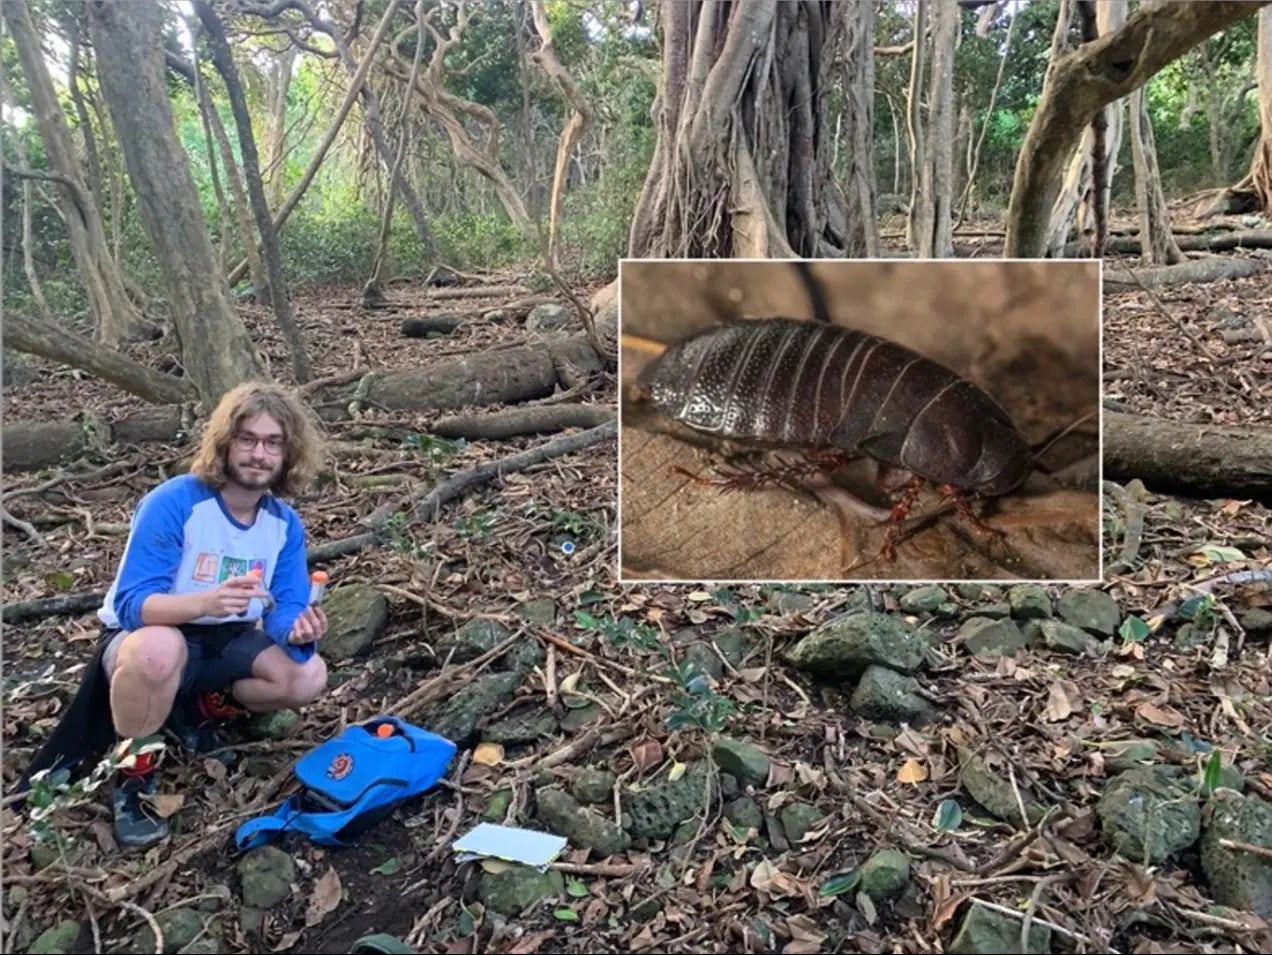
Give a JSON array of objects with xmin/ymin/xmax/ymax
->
[
  {"xmin": 193, "ymin": 553, "xmax": 220, "ymax": 582},
  {"xmin": 219, "ymin": 556, "xmax": 249, "ymax": 580}
]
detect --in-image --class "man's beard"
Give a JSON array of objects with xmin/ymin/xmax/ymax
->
[{"xmin": 228, "ymin": 457, "xmax": 280, "ymax": 490}]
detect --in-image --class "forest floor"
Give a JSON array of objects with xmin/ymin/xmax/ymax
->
[{"xmin": 3, "ymin": 236, "xmax": 1272, "ymax": 955}]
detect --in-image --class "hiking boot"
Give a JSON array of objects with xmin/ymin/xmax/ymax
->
[
  {"xmin": 111, "ymin": 746, "xmax": 168, "ymax": 849},
  {"xmin": 165, "ymin": 689, "xmax": 247, "ymax": 766}
]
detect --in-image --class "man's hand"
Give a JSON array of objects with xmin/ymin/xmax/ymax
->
[
  {"xmin": 287, "ymin": 605, "xmax": 327, "ymax": 646},
  {"xmin": 202, "ymin": 574, "xmax": 270, "ymax": 618}
]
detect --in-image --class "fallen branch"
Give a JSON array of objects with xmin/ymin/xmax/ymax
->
[
  {"xmin": 2, "ymin": 504, "xmax": 44, "ymax": 546},
  {"xmin": 431, "ymin": 403, "xmax": 614, "ymax": 440},
  {"xmin": 427, "ymin": 284, "xmax": 526, "ymax": 300},
  {"xmin": 1103, "ymin": 256, "xmax": 1267, "ymax": 290},
  {"xmin": 367, "ymin": 419, "xmax": 617, "ymax": 526},
  {"xmin": 2, "ymin": 591, "xmax": 106, "ymax": 625}
]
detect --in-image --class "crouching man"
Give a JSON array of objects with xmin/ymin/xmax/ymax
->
[{"xmin": 22, "ymin": 381, "xmax": 330, "ymax": 850}]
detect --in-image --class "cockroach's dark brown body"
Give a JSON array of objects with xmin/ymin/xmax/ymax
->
[{"xmin": 635, "ymin": 317, "xmax": 1033, "ymax": 498}]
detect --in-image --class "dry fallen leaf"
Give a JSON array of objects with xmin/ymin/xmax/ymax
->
[
  {"xmin": 506, "ymin": 929, "xmax": 559, "ymax": 954},
  {"xmin": 146, "ymin": 793, "xmax": 185, "ymax": 818},
  {"xmin": 305, "ymin": 866, "xmax": 343, "ymax": 926},
  {"xmin": 1042, "ymin": 680, "xmax": 1078, "ymax": 722},
  {"xmin": 1136, "ymin": 701, "xmax": 1185, "ymax": 728},
  {"xmin": 750, "ymin": 858, "xmax": 802, "ymax": 897},
  {"xmin": 896, "ymin": 757, "xmax": 929, "ymax": 785},
  {"xmin": 630, "ymin": 737, "xmax": 663, "ymax": 773},
  {"xmin": 472, "ymin": 741, "xmax": 504, "ymax": 767}
]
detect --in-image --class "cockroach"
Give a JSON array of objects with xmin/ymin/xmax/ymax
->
[{"xmin": 631, "ymin": 316, "xmax": 1034, "ymax": 560}]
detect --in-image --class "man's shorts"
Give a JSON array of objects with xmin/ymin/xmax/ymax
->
[{"xmin": 100, "ymin": 621, "xmax": 274, "ymax": 696}]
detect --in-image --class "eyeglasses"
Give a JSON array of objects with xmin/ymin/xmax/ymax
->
[{"xmin": 232, "ymin": 431, "xmax": 286, "ymax": 454}]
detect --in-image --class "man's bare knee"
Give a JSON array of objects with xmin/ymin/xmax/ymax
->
[
  {"xmin": 290, "ymin": 656, "xmax": 328, "ymax": 706},
  {"xmin": 111, "ymin": 627, "xmax": 187, "ymax": 686}
]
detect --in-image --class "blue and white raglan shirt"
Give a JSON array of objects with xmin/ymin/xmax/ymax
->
[{"xmin": 98, "ymin": 473, "xmax": 314, "ymax": 663}]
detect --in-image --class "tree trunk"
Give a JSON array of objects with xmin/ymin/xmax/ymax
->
[
  {"xmin": 840, "ymin": 0, "xmax": 878, "ymax": 257},
  {"xmin": 4, "ymin": 0, "xmax": 149, "ymax": 347},
  {"xmin": 530, "ymin": 0, "xmax": 592, "ymax": 268},
  {"xmin": 4, "ymin": 310, "xmax": 196, "ymax": 405},
  {"xmin": 629, "ymin": 2, "xmax": 845, "ymax": 259},
  {"xmin": 385, "ymin": 6, "xmax": 532, "ymax": 240},
  {"xmin": 1104, "ymin": 410, "xmax": 1272, "ymax": 500},
  {"xmin": 265, "ymin": 44, "xmax": 296, "ymax": 210},
  {"xmin": 86, "ymin": 0, "xmax": 264, "ymax": 406},
  {"xmin": 1235, "ymin": 8, "xmax": 1272, "ymax": 210},
  {"xmin": 904, "ymin": 0, "xmax": 929, "ymax": 251},
  {"xmin": 913, "ymin": 0, "xmax": 957, "ymax": 257},
  {"xmin": 1006, "ymin": 0, "xmax": 1272, "ymax": 258},
  {"xmin": 193, "ymin": 1, "xmax": 312, "ymax": 384},
  {"xmin": 1045, "ymin": 0, "xmax": 1127, "ymax": 257},
  {"xmin": 1129, "ymin": 85, "xmax": 1183, "ymax": 264},
  {"xmin": 287, "ymin": 1, "xmax": 436, "ymax": 259},
  {"xmin": 227, "ymin": 0, "xmax": 399, "ymax": 288}
]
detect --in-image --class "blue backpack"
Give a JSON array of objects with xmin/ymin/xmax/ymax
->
[{"xmin": 235, "ymin": 716, "xmax": 456, "ymax": 851}]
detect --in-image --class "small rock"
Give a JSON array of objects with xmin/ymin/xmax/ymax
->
[
  {"xmin": 1096, "ymin": 766, "xmax": 1201, "ymax": 864},
  {"xmin": 671, "ymin": 818, "xmax": 699, "ymax": 846},
  {"xmin": 723, "ymin": 796, "xmax": 764, "ymax": 833},
  {"xmin": 949, "ymin": 900, "xmax": 1050, "ymax": 954},
  {"xmin": 786, "ymin": 611, "xmax": 928, "ymax": 682},
  {"xmin": 1057, "ymin": 588, "xmax": 1121, "ymax": 636},
  {"xmin": 628, "ymin": 897, "xmax": 663, "ymax": 921},
  {"xmin": 247, "ymin": 710, "xmax": 299, "ymax": 740},
  {"xmin": 1038, "ymin": 619, "xmax": 1101, "ymax": 655},
  {"xmin": 571, "ymin": 768, "xmax": 616, "ymax": 804},
  {"xmin": 321, "ymin": 583, "xmax": 389, "ymax": 660},
  {"xmin": 423, "ymin": 671, "xmax": 521, "ymax": 743},
  {"xmin": 484, "ymin": 788, "xmax": 514, "ymax": 821},
  {"xmin": 713, "ymin": 629, "xmax": 748, "ymax": 667},
  {"xmin": 712, "ymin": 737, "xmax": 771, "ymax": 786},
  {"xmin": 899, "ymin": 585, "xmax": 951, "ymax": 615},
  {"xmin": 850, "ymin": 664, "xmax": 930, "ymax": 723},
  {"xmin": 526, "ymin": 303, "xmax": 572, "ymax": 331},
  {"xmin": 28, "ymin": 921, "xmax": 81, "ymax": 955},
  {"xmin": 483, "ymin": 308, "xmax": 510, "ymax": 323},
  {"xmin": 959, "ymin": 617, "xmax": 1028, "ymax": 658},
  {"xmin": 514, "ymin": 598, "xmax": 558, "ymax": 626},
  {"xmin": 1240, "ymin": 608, "xmax": 1272, "ymax": 633},
  {"xmin": 560, "ymin": 701, "xmax": 600, "ymax": 731},
  {"xmin": 779, "ymin": 802, "xmax": 826, "ymax": 843},
  {"xmin": 439, "ymin": 618, "xmax": 511, "ymax": 663},
  {"xmin": 775, "ymin": 591, "xmax": 815, "ymax": 615},
  {"xmin": 136, "ymin": 907, "xmax": 212, "ymax": 953},
  {"xmin": 955, "ymin": 583, "xmax": 985, "ymax": 600},
  {"xmin": 509, "ymin": 638, "xmax": 546, "ymax": 673},
  {"xmin": 1104, "ymin": 739, "xmax": 1159, "ymax": 773},
  {"xmin": 622, "ymin": 761, "xmax": 715, "ymax": 841},
  {"xmin": 536, "ymin": 788, "xmax": 631, "ymax": 857},
  {"xmin": 480, "ymin": 864, "xmax": 565, "ymax": 915},
  {"xmin": 1200, "ymin": 789, "xmax": 1272, "ymax": 918},
  {"xmin": 236, "ymin": 845, "xmax": 295, "ymax": 908},
  {"xmin": 683, "ymin": 642, "xmax": 725, "ymax": 681},
  {"xmin": 976, "ymin": 602, "xmax": 1012, "ymax": 620},
  {"xmin": 960, "ymin": 750, "xmax": 1046, "ymax": 826},
  {"xmin": 1007, "ymin": 585, "xmax": 1052, "ymax": 620},
  {"xmin": 858, "ymin": 849, "xmax": 911, "ymax": 901},
  {"xmin": 483, "ymin": 708, "xmax": 559, "ymax": 744}
]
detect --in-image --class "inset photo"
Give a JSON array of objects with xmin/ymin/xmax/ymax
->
[{"xmin": 618, "ymin": 259, "xmax": 1102, "ymax": 583}]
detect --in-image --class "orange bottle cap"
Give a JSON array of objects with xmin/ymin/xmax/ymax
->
[
  {"xmin": 311, "ymin": 571, "xmax": 329, "ymax": 583},
  {"xmin": 375, "ymin": 723, "xmax": 394, "ymax": 738}
]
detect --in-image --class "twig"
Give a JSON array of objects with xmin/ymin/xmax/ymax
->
[
  {"xmin": 967, "ymin": 896, "xmax": 1091, "ymax": 944},
  {"xmin": 537, "ymin": 631, "xmax": 673, "ymax": 684},
  {"xmin": 1218, "ymin": 837, "xmax": 1272, "ymax": 860},
  {"xmin": 1021, "ymin": 873, "xmax": 1070, "ymax": 952},
  {"xmin": 535, "ymin": 725, "xmax": 636, "ymax": 770},
  {"xmin": 298, "ymin": 365, "xmax": 372, "ymax": 397},
  {"xmin": 425, "ymin": 749, "xmax": 471, "ymax": 864},
  {"xmin": 553, "ymin": 860, "xmax": 647, "ymax": 877}
]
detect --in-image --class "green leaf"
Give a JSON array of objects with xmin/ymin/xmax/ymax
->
[
  {"xmin": 1199, "ymin": 545, "xmax": 1245, "ymax": 564},
  {"xmin": 553, "ymin": 907, "xmax": 580, "ymax": 921},
  {"xmin": 819, "ymin": 871, "xmax": 860, "ymax": 897},
  {"xmin": 566, "ymin": 876, "xmax": 589, "ymax": 898},
  {"xmin": 44, "ymin": 570, "xmax": 75, "ymax": 592},
  {"xmin": 932, "ymin": 799, "xmax": 964, "ymax": 832},
  {"xmin": 1179, "ymin": 594, "xmax": 1213, "ymax": 620},
  {"xmin": 371, "ymin": 857, "xmax": 401, "ymax": 876},
  {"xmin": 1119, "ymin": 615, "xmax": 1151, "ymax": 642},
  {"xmin": 1202, "ymin": 750, "xmax": 1223, "ymax": 794},
  {"xmin": 573, "ymin": 610, "xmax": 599, "ymax": 629}
]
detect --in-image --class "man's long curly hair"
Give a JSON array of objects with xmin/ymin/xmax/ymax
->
[{"xmin": 190, "ymin": 381, "xmax": 324, "ymax": 497}]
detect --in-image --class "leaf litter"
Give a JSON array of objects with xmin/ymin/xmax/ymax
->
[{"xmin": 0, "ymin": 270, "xmax": 1270, "ymax": 953}]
